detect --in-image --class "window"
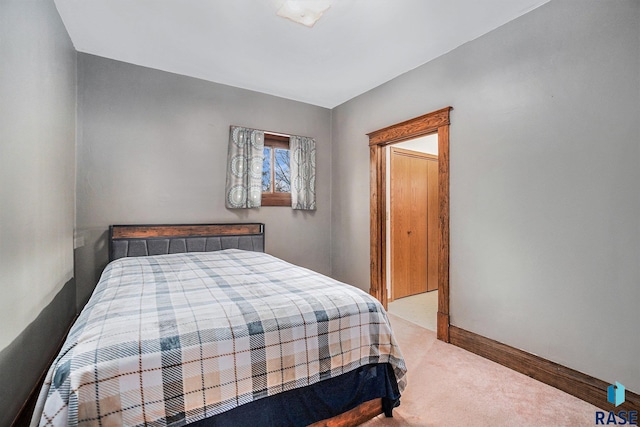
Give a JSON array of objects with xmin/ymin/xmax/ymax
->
[{"xmin": 262, "ymin": 134, "xmax": 291, "ymax": 206}]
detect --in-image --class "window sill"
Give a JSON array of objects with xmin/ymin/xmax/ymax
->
[{"xmin": 262, "ymin": 193, "xmax": 291, "ymax": 207}]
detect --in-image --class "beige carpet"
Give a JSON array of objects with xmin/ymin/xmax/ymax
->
[
  {"xmin": 388, "ymin": 291, "xmax": 438, "ymax": 331},
  {"xmin": 362, "ymin": 314, "xmax": 601, "ymax": 426}
]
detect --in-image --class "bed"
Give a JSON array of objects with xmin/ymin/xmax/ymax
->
[{"xmin": 31, "ymin": 223, "xmax": 406, "ymax": 426}]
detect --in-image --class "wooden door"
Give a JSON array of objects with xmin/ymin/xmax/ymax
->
[
  {"xmin": 390, "ymin": 147, "xmax": 438, "ymax": 299},
  {"xmin": 426, "ymin": 158, "xmax": 438, "ymax": 291},
  {"xmin": 390, "ymin": 150, "xmax": 414, "ymax": 299}
]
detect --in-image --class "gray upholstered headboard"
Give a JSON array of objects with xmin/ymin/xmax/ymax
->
[{"xmin": 109, "ymin": 223, "xmax": 265, "ymax": 261}]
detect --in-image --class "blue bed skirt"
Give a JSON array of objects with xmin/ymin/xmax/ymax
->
[{"xmin": 189, "ymin": 363, "xmax": 401, "ymax": 427}]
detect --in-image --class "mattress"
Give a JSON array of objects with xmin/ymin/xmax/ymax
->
[{"xmin": 32, "ymin": 249, "xmax": 406, "ymax": 426}]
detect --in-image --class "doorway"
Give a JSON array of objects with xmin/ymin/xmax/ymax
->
[
  {"xmin": 386, "ymin": 137, "xmax": 439, "ymax": 331},
  {"xmin": 367, "ymin": 107, "xmax": 451, "ymax": 342}
]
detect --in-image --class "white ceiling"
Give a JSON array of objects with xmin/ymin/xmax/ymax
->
[
  {"xmin": 394, "ymin": 134, "xmax": 438, "ymax": 155},
  {"xmin": 54, "ymin": 0, "xmax": 549, "ymax": 108}
]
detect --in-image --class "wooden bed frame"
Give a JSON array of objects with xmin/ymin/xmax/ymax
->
[
  {"xmin": 107, "ymin": 223, "xmax": 385, "ymax": 427},
  {"xmin": 109, "ymin": 223, "xmax": 266, "ymax": 261}
]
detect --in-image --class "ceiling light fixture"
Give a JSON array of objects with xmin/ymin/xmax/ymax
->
[{"xmin": 277, "ymin": 0, "xmax": 331, "ymax": 28}]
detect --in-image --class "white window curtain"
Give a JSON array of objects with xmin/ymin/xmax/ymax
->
[
  {"xmin": 290, "ymin": 135, "xmax": 316, "ymax": 210},
  {"xmin": 225, "ymin": 126, "xmax": 264, "ymax": 209}
]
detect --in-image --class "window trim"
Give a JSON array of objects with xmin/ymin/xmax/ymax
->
[{"xmin": 262, "ymin": 134, "xmax": 292, "ymax": 207}]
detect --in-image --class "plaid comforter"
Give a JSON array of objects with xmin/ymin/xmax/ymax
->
[{"xmin": 32, "ymin": 249, "xmax": 406, "ymax": 426}]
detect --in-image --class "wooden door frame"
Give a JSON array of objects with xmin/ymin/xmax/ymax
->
[{"xmin": 368, "ymin": 107, "xmax": 452, "ymax": 342}]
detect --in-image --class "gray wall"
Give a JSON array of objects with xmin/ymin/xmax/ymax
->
[
  {"xmin": 0, "ymin": 0, "xmax": 77, "ymax": 423},
  {"xmin": 75, "ymin": 54, "xmax": 332, "ymax": 307},
  {"xmin": 331, "ymin": 0, "xmax": 640, "ymax": 392}
]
